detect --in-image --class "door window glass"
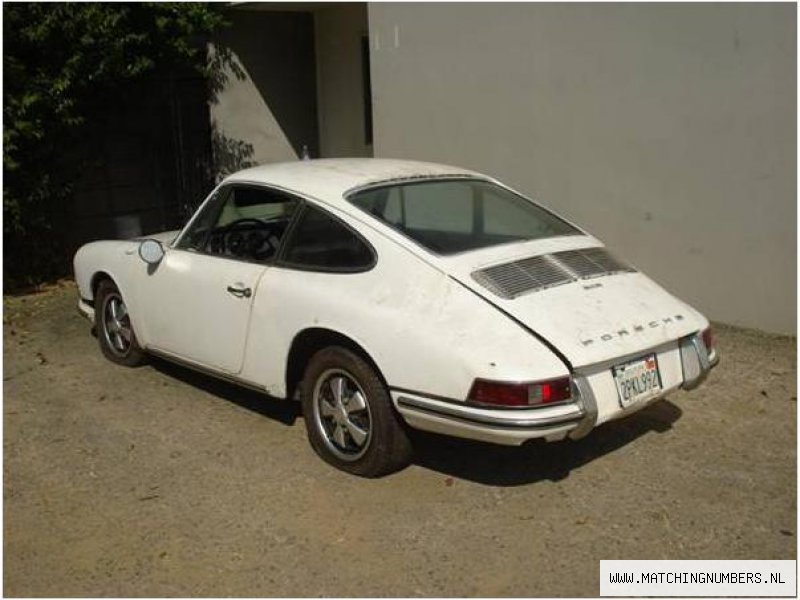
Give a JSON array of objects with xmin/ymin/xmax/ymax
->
[{"xmin": 177, "ymin": 185, "xmax": 299, "ymax": 262}]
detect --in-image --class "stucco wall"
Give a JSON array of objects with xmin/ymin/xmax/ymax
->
[
  {"xmin": 368, "ymin": 3, "xmax": 796, "ymax": 334},
  {"xmin": 315, "ymin": 4, "xmax": 373, "ymax": 157}
]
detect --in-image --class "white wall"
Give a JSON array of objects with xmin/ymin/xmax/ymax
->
[{"xmin": 368, "ymin": 3, "xmax": 796, "ymax": 334}]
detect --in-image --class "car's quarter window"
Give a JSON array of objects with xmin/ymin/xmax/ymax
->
[
  {"xmin": 176, "ymin": 184, "xmax": 300, "ymax": 263},
  {"xmin": 279, "ymin": 205, "xmax": 374, "ymax": 272},
  {"xmin": 348, "ymin": 179, "xmax": 579, "ymax": 255}
]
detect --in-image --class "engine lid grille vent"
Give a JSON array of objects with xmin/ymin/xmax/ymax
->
[{"xmin": 472, "ymin": 247, "xmax": 635, "ymax": 299}]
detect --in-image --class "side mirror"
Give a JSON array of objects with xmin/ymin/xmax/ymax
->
[{"xmin": 138, "ymin": 239, "xmax": 165, "ymax": 265}]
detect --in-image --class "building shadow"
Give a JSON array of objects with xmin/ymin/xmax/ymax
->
[
  {"xmin": 210, "ymin": 125, "xmax": 256, "ymax": 179},
  {"xmin": 148, "ymin": 356, "xmax": 301, "ymax": 427},
  {"xmin": 408, "ymin": 400, "xmax": 683, "ymax": 486},
  {"xmin": 210, "ymin": 10, "xmax": 320, "ymax": 159}
]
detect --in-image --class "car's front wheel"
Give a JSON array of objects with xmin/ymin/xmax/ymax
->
[
  {"xmin": 96, "ymin": 279, "xmax": 146, "ymax": 367},
  {"xmin": 301, "ymin": 346, "xmax": 412, "ymax": 477}
]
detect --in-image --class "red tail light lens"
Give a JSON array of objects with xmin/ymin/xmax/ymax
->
[
  {"xmin": 702, "ymin": 327, "xmax": 715, "ymax": 352},
  {"xmin": 468, "ymin": 377, "xmax": 572, "ymax": 407},
  {"xmin": 468, "ymin": 380, "xmax": 528, "ymax": 406}
]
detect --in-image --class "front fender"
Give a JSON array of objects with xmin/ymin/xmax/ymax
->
[
  {"xmin": 73, "ymin": 240, "xmax": 139, "ymax": 299},
  {"xmin": 73, "ymin": 239, "xmax": 150, "ymax": 342}
]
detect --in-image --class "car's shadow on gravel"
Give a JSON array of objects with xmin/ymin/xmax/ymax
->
[
  {"xmin": 149, "ymin": 357, "xmax": 302, "ymax": 426},
  {"xmin": 148, "ymin": 356, "xmax": 681, "ymax": 486},
  {"xmin": 408, "ymin": 400, "xmax": 683, "ymax": 486}
]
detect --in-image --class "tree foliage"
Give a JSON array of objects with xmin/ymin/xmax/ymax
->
[{"xmin": 3, "ymin": 3, "xmax": 229, "ymax": 288}]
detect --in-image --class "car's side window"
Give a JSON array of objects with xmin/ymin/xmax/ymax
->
[
  {"xmin": 280, "ymin": 205, "xmax": 374, "ymax": 272},
  {"xmin": 177, "ymin": 185, "xmax": 300, "ymax": 263}
]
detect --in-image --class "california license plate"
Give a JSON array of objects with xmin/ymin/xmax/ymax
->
[{"xmin": 612, "ymin": 353, "xmax": 662, "ymax": 408}]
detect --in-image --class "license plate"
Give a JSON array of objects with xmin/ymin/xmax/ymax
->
[{"xmin": 612, "ymin": 353, "xmax": 662, "ymax": 408}]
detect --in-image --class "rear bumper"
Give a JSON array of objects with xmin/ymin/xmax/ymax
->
[
  {"xmin": 392, "ymin": 390, "xmax": 586, "ymax": 446},
  {"xmin": 392, "ymin": 332, "xmax": 717, "ymax": 447},
  {"xmin": 679, "ymin": 332, "xmax": 719, "ymax": 390}
]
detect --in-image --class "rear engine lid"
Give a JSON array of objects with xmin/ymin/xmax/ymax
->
[{"xmin": 440, "ymin": 237, "xmax": 706, "ymax": 368}]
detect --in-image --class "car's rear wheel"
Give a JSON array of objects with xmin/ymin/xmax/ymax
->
[
  {"xmin": 96, "ymin": 279, "xmax": 146, "ymax": 367},
  {"xmin": 301, "ymin": 346, "xmax": 412, "ymax": 477}
]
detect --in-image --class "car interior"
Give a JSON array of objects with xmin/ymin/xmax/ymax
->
[
  {"xmin": 180, "ymin": 186, "xmax": 372, "ymax": 269},
  {"xmin": 181, "ymin": 186, "xmax": 298, "ymax": 261}
]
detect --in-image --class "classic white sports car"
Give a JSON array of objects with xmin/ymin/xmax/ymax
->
[{"xmin": 74, "ymin": 158, "xmax": 718, "ymax": 476}]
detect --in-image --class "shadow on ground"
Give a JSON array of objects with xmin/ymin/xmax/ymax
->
[
  {"xmin": 149, "ymin": 356, "xmax": 301, "ymax": 427},
  {"xmin": 149, "ymin": 355, "xmax": 682, "ymax": 486},
  {"xmin": 409, "ymin": 400, "xmax": 682, "ymax": 486}
]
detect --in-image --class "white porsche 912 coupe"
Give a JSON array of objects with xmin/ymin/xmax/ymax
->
[{"xmin": 74, "ymin": 158, "xmax": 718, "ymax": 476}]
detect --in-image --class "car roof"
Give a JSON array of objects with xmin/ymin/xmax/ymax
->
[{"xmin": 222, "ymin": 158, "xmax": 486, "ymax": 206}]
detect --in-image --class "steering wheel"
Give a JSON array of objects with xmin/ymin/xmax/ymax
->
[{"xmin": 219, "ymin": 218, "xmax": 282, "ymax": 260}]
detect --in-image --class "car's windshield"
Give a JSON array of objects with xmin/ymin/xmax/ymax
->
[{"xmin": 347, "ymin": 178, "xmax": 579, "ymax": 255}]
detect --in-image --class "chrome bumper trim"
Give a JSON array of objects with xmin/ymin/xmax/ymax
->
[
  {"xmin": 680, "ymin": 332, "xmax": 718, "ymax": 390},
  {"xmin": 395, "ymin": 393, "xmax": 585, "ymax": 430},
  {"xmin": 568, "ymin": 375, "xmax": 598, "ymax": 439}
]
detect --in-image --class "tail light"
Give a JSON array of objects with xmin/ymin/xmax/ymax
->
[
  {"xmin": 702, "ymin": 327, "xmax": 715, "ymax": 352},
  {"xmin": 467, "ymin": 377, "xmax": 572, "ymax": 407}
]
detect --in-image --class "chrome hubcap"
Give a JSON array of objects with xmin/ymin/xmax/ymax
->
[
  {"xmin": 313, "ymin": 369, "xmax": 372, "ymax": 461},
  {"xmin": 102, "ymin": 293, "xmax": 132, "ymax": 356}
]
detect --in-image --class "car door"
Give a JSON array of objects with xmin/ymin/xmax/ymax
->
[{"xmin": 137, "ymin": 184, "xmax": 301, "ymax": 374}]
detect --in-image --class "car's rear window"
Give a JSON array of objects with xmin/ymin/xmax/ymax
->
[{"xmin": 348, "ymin": 179, "xmax": 578, "ymax": 255}]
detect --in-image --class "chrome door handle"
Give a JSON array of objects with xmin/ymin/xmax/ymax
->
[{"xmin": 226, "ymin": 285, "xmax": 252, "ymax": 298}]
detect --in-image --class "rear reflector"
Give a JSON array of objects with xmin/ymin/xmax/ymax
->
[{"xmin": 468, "ymin": 377, "xmax": 572, "ymax": 407}]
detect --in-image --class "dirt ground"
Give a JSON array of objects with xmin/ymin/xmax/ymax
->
[{"xmin": 3, "ymin": 281, "xmax": 796, "ymax": 597}]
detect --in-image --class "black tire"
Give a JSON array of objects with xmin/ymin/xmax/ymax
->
[
  {"xmin": 301, "ymin": 346, "xmax": 413, "ymax": 477},
  {"xmin": 95, "ymin": 279, "xmax": 147, "ymax": 367}
]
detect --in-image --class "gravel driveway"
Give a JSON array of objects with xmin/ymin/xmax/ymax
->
[{"xmin": 4, "ymin": 282, "xmax": 796, "ymax": 596}]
